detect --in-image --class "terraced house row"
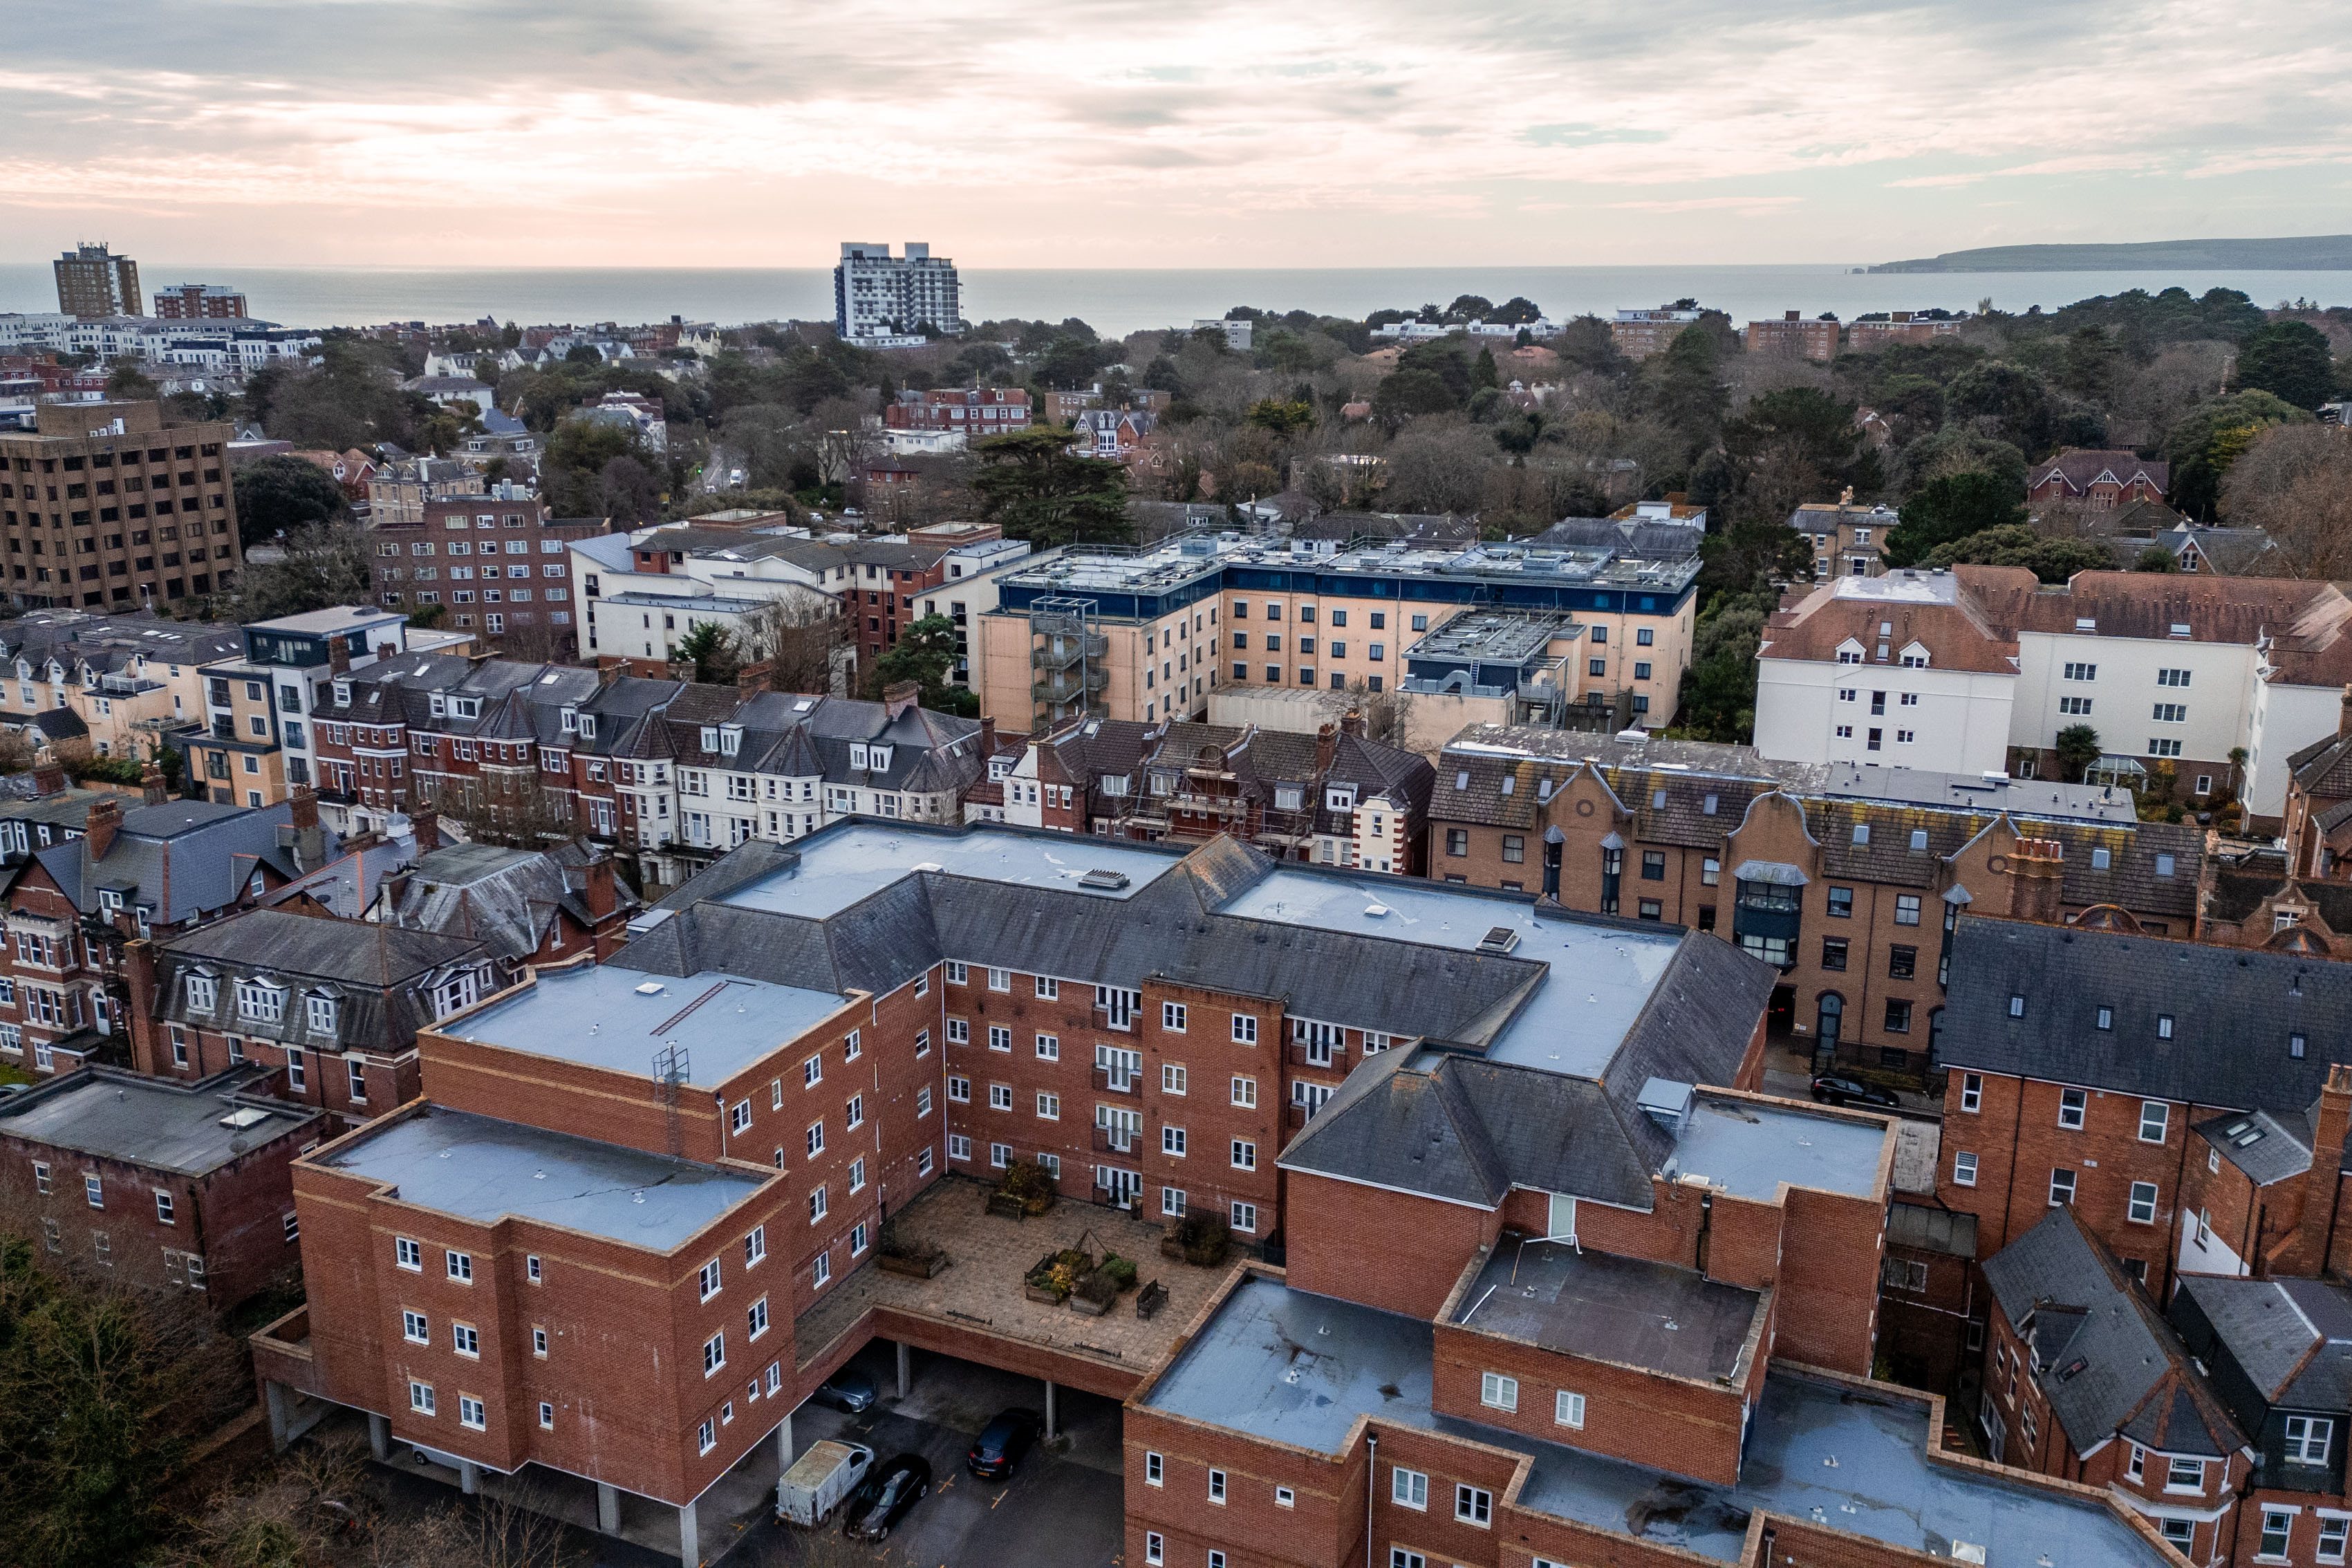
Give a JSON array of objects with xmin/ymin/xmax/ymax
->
[{"xmin": 239, "ymin": 820, "xmax": 2190, "ymax": 1568}]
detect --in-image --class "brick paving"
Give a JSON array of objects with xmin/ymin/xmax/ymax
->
[{"xmin": 794, "ymin": 1175, "xmax": 1238, "ymax": 1381}]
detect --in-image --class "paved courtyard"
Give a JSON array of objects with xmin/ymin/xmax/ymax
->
[{"xmin": 794, "ymin": 1175, "xmax": 1240, "ymax": 1385}]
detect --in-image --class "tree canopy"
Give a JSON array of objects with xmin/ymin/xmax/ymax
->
[
  {"xmin": 2232, "ymin": 320, "xmax": 2340, "ymax": 410},
  {"xmin": 969, "ymin": 426, "xmax": 1130, "ymax": 548},
  {"xmin": 231, "ymin": 455, "xmax": 351, "ymax": 548},
  {"xmin": 1884, "ymin": 471, "xmax": 2028, "ymax": 566}
]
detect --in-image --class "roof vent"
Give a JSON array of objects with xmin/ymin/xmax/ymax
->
[
  {"xmin": 910, "ymin": 861, "xmax": 945, "ymax": 873},
  {"xmin": 1637, "ymin": 1076, "xmax": 1697, "ymax": 1135},
  {"xmin": 1951, "ymin": 1542, "xmax": 1988, "ymax": 1566},
  {"xmin": 1364, "ymin": 904, "xmax": 1391, "ymax": 917},
  {"xmin": 218, "ymin": 1106, "xmax": 271, "ymax": 1130},
  {"xmin": 1476, "ymin": 926, "xmax": 1520, "ymax": 955},
  {"xmin": 1078, "ymin": 868, "xmax": 1131, "ymax": 892},
  {"xmin": 633, "ymin": 980, "xmax": 667, "ymax": 996}
]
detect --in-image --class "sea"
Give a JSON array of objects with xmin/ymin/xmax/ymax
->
[{"xmin": 3, "ymin": 262, "xmax": 2349, "ymax": 337}]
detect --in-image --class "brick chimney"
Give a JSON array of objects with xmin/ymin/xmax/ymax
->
[
  {"xmin": 978, "ymin": 715, "xmax": 997, "ymax": 761},
  {"xmin": 1340, "ymin": 706, "xmax": 1367, "ymax": 739},
  {"xmin": 140, "ymin": 763, "xmax": 168, "ymax": 806},
  {"xmin": 328, "ymin": 635, "xmax": 352, "ymax": 676},
  {"xmin": 883, "ymin": 680, "xmax": 921, "ymax": 721},
  {"xmin": 288, "ymin": 783, "xmax": 319, "ymax": 834},
  {"xmin": 122, "ymin": 939, "xmax": 166, "ymax": 1074},
  {"xmin": 595, "ymin": 655, "xmax": 628, "ymax": 689},
  {"xmin": 30, "ymin": 758, "xmax": 66, "ymax": 796},
  {"xmin": 409, "ymin": 809, "xmax": 441, "ymax": 854},
  {"xmin": 2006, "ymin": 834, "xmax": 2066, "ymax": 924},
  {"xmin": 581, "ymin": 852, "xmax": 619, "ymax": 920},
  {"xmin": 734, "ymin": 657, "xmax": 774, "ymax": 696},
  {"xmin": 2293, "ymin": 1064, "xmax": 2352, "ymax": 1268},
  {"xmin": 1314, "ymin": 720, "xmax": 1338, "ymax": 778},
  {"xmin": 2338, "ymin": 684, "xmax": 2352, "ymax": 739},
  {"xmin": 84, "ymin": 795, "xmax": 122, "ymax": 863}
]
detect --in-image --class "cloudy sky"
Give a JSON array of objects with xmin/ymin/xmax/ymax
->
[{"xmin": 5, "ymin": 0, "xmax": 2348, "ymax": 269}]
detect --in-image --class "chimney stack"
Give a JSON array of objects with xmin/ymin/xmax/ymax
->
[
  {"xmin": 84, "ymin": 795, "xmax": 122, "ymax": 863},
  {"xmin": 288, "ymin": 783, "xmax": 319, "ymax": 834},
  {"xmin": 734, "ymin": 657, "xmax": 774, "ymax": 696},
  {"xmin": 1314, "ymin": 720, "xmax": 1338, "ymax": 778},
  {"xmin": 978, "ymin": 714, "xmax": 997, "ymax": 762},
  {"xmin": 581, "ymin": 852, "xmax": 619, "ymax": 920},
  {"xmin": 1340, "ymin": 706, "xmax": 1367, "ymax": 739},
  {"xmin": 409, "ymin": 809, "xmax": 442, "ymax": 855},
  {"xmin": 140, "ymin": 764, "xmax": 168, "ymax": 806},
  {"xmin": 883, "ymin": 681, "xmax": 921, "ymax": 721},
  {"xmin": 2337, "ymin": 684, "xmax": 2352, "ymax": 740},
  {"xmin": 2299, "ymin": 1063, "xmax": 2352, "ymax": 1273},
  {"xmin": 328, "ymin": 635, "xmax": 352, "ymax": 676},
  {"xmin": 30, "ymin": 757, "xmax": 66, "ymax": 796}
]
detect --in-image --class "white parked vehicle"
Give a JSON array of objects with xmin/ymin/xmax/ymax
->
[{"xmin": 776, "ymin": 1439, "xmax": 874, "ymax": 1527}]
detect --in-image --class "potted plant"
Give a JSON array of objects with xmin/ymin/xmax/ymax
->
[
  {"xmin": 987, "ymin": 1159, "xmax": 1058, "ymax": 1220},
  {"xmin": 1161, "ymin": 1211, "xmax": 1231, "ymax": 1267},
  {"xmin": 876, "ymin": 1220, "xmax": 948, "ymax": 1280},
  {"xmin": 1070, "ymin": 1267, "xmax": 1119, "ymax": 1316},
  {"xmin": 1023, "ymin": 1248, "xmax": 1088, "ymax": 1305}
]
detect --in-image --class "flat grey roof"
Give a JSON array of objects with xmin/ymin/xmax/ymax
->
[
  {"xmin": 318, "ymin": 1104, "xmax": 767, "ymax": 1250},
  {"xmin": 1670, "ymin": 1094, "xmax": 1888, "ymax": 1201},
  {"xmin": 1217, "ymin": 868, "xmax": 1681, "ymax": 1075},
  {"xmin": 1514, "ymin": 1370, "xmax": 2160, "ymax": 1568},
  {"xmin": 444, "ymin": 962, "xmax": 851, "ymax": 1088},
  {"xmin": 1140, "ymin": 1276, "xmax": 1435, "ymax": 1454},
  {"xmin": 0, "ymin": 1069, "xmax": 316, "ymax": 1175},
  {"xmin": 716, "ymin": 825, "xmax": 1186, "ymax": 922},
  {"xmin": 1455, "ymin": 1242, "xmax": 1760, "ymax": 1382}
]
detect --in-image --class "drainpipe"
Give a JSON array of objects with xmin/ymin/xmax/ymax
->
[
  {"xmin": 1365, "ymin": 1434, "xmax": 1376, "ymax": 1568},
  {"xmin": 1697, "ymin": 1190, "xmax": 1714, "ymax": 1278}
]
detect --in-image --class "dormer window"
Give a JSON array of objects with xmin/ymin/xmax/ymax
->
[
  {"xmin": 429, "ymin": 693, "xmax": 447, "ymax": 716},
  {"xmin": 1898, "ymin": 643, "xmax": 1930, "ymax": 669},
  {"xmin": 97, "ymin": 889, "xmax": 124, "ymax": 913},
  {"xmin": 1275, "ymin": 785, "xmax": 1304, "ymax": 812},
  {"xmin": 719, "ymin": 725, "xmax": 742, "ymax": 758},
  {"xmin": 560, "ymin": 706, "xmax": 577, "ymax": 734},
  {"xmin": 849, "ymin": 743, "xmax": 869, "ymax": 770},
  {"xmin": 333, "ymin": 679, "xmax": 351, "ymax": 706},
  {"xmin": 306, "ymin": 992, "xmax": 339, "ymax": 1035},
  {"xmin": 1836, "ymin": 638, "xmax": 1864, "ymax": 665},
  {"xmin": 700, "ymin": 727, "xmax": 720, "ymax": 751},
  {"xmin": 1101, "ymin": 774, "xmax": 1129, "ymax": 796},
  {"xmin": 186, "ymin": 971, "xmax": 218, "ymax": 1011},
  {"xmin": 870, "ymin": 745, "xmax": 892, "ymax": 771},
  {"xmin": 451, "ymin": 697, "xmax": 481, "ymax": 720},
  {"xmin": 235, "ymin": 978, "xmax": 287, "ymax": 1024},
  {"xmin": 577, "ymin": 714, "xmax": 597, "ymax": 739}
]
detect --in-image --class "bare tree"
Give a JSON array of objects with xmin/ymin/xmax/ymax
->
[
  {"xmin": 1343, "ymin": 680, "xmax": 1416, "ymax": 747},
  {"xmin": 422, "ymin": 774, "xmax": 577, "ymax": 849},
  {"xmin": 738, "ymin": 591, "xmax": 852, "ymax": 696},
  {"xmin": 2223, "ymin": 424, "xmax": 2352, "ymax": 579}
]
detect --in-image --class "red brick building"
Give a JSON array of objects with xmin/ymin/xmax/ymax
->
[
  {"xmin": 882, "ymin": 386, "xmax": 1032, "ymax": 438},
  {"xmin": 2029, "ymin": 450, "xmax": 2172, "ymax": 510},
  {"xmin": 0, "ymin": 1065, "xmax": 321, "ymax": 1310},
  {"xmin": 1745, "ymin": 310, "xmax": 1839, "ymax": 360},
  {"xmin": 368, "ymin": 489, "xmax": 608, "ymax": 643}
]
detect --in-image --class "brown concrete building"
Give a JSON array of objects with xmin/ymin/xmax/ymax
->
[
  {"xmin": 0, "ymin": 1065, "xmax": 321, "ymax": 1311},
  {"xmin": 1426, "ymin": 726, "xmax": 2205, "ymax": 1076},
  {"xmin": 153, "ymin": 283, "xmax": 250, "ymax": 319},
  {"xmin": 0, "ymin": 400, "xmax": 242, "ymax": 609},
  {"xmin": 53, "ymin": 243, "xmax": 140, "ymax": 319}
]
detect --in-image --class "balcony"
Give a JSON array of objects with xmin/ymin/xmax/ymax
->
[
  {"xmin": 1090, "ymin": 1067, "xmax": 1140, "ymax": 1096},
  {"xmin": 1090, "ymin": 1126, "xmax": 1139, "ymax": 1155},
  {"xmin": 1285, "ymin": 1042, "xmax": 1341, "ymax": 1070}
]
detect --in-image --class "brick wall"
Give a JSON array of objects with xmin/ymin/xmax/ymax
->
[{"xmin": 1282, "ymin": 1170, "xmax": 1498, "ymax": 1318}]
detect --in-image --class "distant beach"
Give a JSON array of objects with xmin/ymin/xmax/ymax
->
[{"xmin": 3, "ymin": 261, "xmax": 2346, "ymax": 337}]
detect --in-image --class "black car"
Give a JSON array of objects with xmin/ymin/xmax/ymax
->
[
  {"xmin": 811, "ymin": 1367, "xmax": 877, "ymax": 1413},
  {"xmin": 1811, "ymin": 1074, "xmax": 1901, "ymax": 1110},
  {"xmin": 842, "ymin": 1453, "xmax": 930, "ymax": 1542},
  {"xmin": 966, "ymin": 1407, "xmax": 1043, "ymax": 1480}
]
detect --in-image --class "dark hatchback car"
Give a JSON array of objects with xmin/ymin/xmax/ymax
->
[
  {"xmin": 1811, "ymin": 1074, "xmax": 1901, "ymax": 1110},
  {"xmin": 842, "ymin": 1453, "xmax": 931, "ymax": 1541},
  {"xmin": 811, "ymin": 1368, "xmax": 877, "ymax": 1413},
  {"xmin": 966, "ymin": 1407, "xmax": 1043, "ymax": 1480}
]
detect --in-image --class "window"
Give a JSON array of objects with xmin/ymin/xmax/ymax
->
[
  {"xmin": 153, "ymin": 1188, "xmax": 176, "ymax": 1224},
  {"xmin": 729, "ymin": 1099, "xmax": 751, "ymax": 1135},
  {"xmin": 347, "ymin": 1058, "xmax": 368, "ymax": 1104},
  {"xmin": 2129, "ymin": 1181, "xmax": 2159, "ymax": 1224},
  {"xmin": 410, "ymin": 1381, "xmax": 436, "ymax": 1415},
  {"xmin": 809, "ymin": 1185, "xmax": 828, "ymax": 1222},
  {"xmin": 949, "ymin": 1133, "xmax": 971, "ymax": 1161},
  {"xmin": 1641, "ymin": 850, "xmax": 1665, "ymax": 881},
  {"xmin": 1392, "ymin": 1554, "xmax": 1425, "ymax": 1568},
  {"xmin": 1894, "ymin": 894, "xmax": 1921, "ymax": 926},
  {"xmin": 404, "ymin": 1309, "xmax": 429, "ymax": 1343},
  {"xmin": 987, "ymin": 967, "xmax": 1010, "ymax": 991},
  {"xmin": 749, "ymin": 1296, "xmax": 770, "ymax": 1338},
  {"xmin": 1556, "ymin": 1390, "xmax": 1586, "ymax": 1428},
  {"xmin": 2323, "ymin": 1515, "xmax": 2350, "ymax": 1564},
  {"xmin": 803, "ymin": 1054, "xmax": 823, "ymax": 1088},
  {"xmin": 2064, "ymin": 662, "xmax": 2096, "ymax": 681},
  {"xmin": 1231, "ymin": 1139, "xmax": 1256, "ymax": 1170},
  {"xmin": 813, "ymin": 1251, "xmax": 832, "ymax": 1287},
  {"xmin": 1887, "ymin": 944, "xmax": 1916, "ymax": 979},
  {"xmin": 534, "ymin": 1326, "xmax": 548, "ymax": 1355},
  {"xmin": 1231, "ymin": 1075, "xmax": 1257, "ymax": 1108},
  {"xmin": 2152, "ymin": 702, "xmax": 2187, "ymax": 723},
  {"xmin": 945, "ymin": 960, "xmax": 968, "ymax": 984},
  {"xmin": 2158, "ymin": 1013, "xmax": 2174, "ymax": 1038},
  {"xmin": 1827, "ymin": 886, "xmax": 1854, "ymax": 918},
  {"xmin": 2059, "ymin": 1088, "xmax": 2086, "ymax": 1129},
  {"xmin": 1035, "ymin": 975, "xmax": 1058, "ymax": 1000},
  {"xmin": 2288, "ymin": 1416, "xmax": 2335, "ymax": 1464},
  {"xmin": 2139, "ymin": 1101, "xmax": 2169, "ymax": 1143},
  {"xmin": 1392, "ymin": 1466, "xmax": 1428, "ymax": 1509},
  {"xmin": 1813, "ymin": 936, "xmax": 1846, "ymax": 972},
  {"xmin": 1231, "ymin": 1013, "xmax": 1258, "ymax": 1044},
  {"xmin": 946, "ymin": 1017, "xmax": 969, "ymax": 1045},
  {"xmin": 1231, "ymin": 1200, "xmax": 1258, "ymax": 1233},
  {"xmin": 2263, "ymin": 1509, "xmax": 2294, "ymax": 1560},
  {"xmin": 453, "ymin": 1323, "xmax": 479, "ymax": 1357},
  {"xmin": 698, "ymin": 1419, "xmax": 716, "ymax": 1455},
  {"xmin": 2059, "ymin": 696, "xmax": 2093, "ymax": 715},
  {"xmin": 1959, "ymin": 1072, "xmax": 1984, "ymax": 1114},
  {"xmin": 539, "ymin": 1401, "xmax": 554, "ymax": 1430},
  {"xmin": 447, "ymin": 1249, "xmax": 472, "ymax": 1282},
  {"xmin": 989, "ymin": 1083, "xmax": 1012, "ymax": 1111},
  {"xmin": 1953, "ymin": 1152, "xmax": 1979, "ymax": 1186},
  {"xmin": 397, "ymin": 1237, "xmax": 422, "ymax": 1270},
  {"xmin": 1456, "ymin": 1484, "xmax": 1493, "ymax": 1527},
  {"xmin": 1146, "ymin": 1533, "xmax": 1164, "ymax": 1566},
  {"xmin": 806, "ymin": 1120, "xmax": 825, "ymax": 1156},
  {"xmin": 700, "ymin": 1258, "xmax": 722, "ymax": 1300},
  {"xmin": 988, "ymin": 1024, "xmax": 1011, "ymax": 1052},
  {"xmin": 1208, "ymin": 1468, "xmax": 1226, "ymax": 1504},
  {"xmin": 1885, "ymin": 998, "xmax": 1912, "ymax": 1032},
  {"xmin": 2165, "ymin": 1456, "xmax": 2203, "ymax": 1492},
  {"xmin": 1146, "ymin": 1450, "xmax": 1164, "ymax": 1487},
  {"xmin": 702, "ymin": 1332, "xmax": 725, "ymax": 1376},
  {"xmin": 2049, "ymin": 1168, "xmax": 2078, "ymax": 1206},
  {"xmin": 1480, "ymin": 1371, "xmax": 1518, "ymax": 1411}
]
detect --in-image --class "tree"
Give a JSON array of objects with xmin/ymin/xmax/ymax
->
[
  {"xmin": 0, "ymin": 729, "xmax": 33, "ymax": 776},
  {"xmin": 863, "ymin": 615, "xmax": 975, "ymax": 714},
  {"xmin": 104, "ymin": 359, "xmax": 158, "ymax": 402},
  {"xmin": 2054, "ymin": 723, "xmax": 2103, "ymax": 783},
  {"xmin": 738, "ymin": 592, "xmax": 848, "ymax": 696},
  {"xmin": 1244, "ymin": 400, "xmax": 1315, "ymax": 439},
  {"xmin": 1672, "ymin": 584, "xmax": 1780, "ymax": 743},
  {"xmin": 597, "ymin": 454, "xmax": 662, "ymax": 524},
  {"xmin": 1922, "ymin": 525, "xmax": 2111, "ymax": 584},
  {"xmin": 969, "ymin": 427, "xmax": 1131, "ymax": 549},
  {"xmin": 2232, "ymin": 321, "xmax": 2337, "ymax": 410},
  {"xmin": 2219, "ymin": 422, "xmax": 2352, "ymax": 578},
  {"xmin": 0, "ymin": 1235, "xmax": 247, "ymax": 1568},
  {"xmin": 2161, "ymin": 389, "xmax": 2310, "ymax": 518},
  {"xmin": 673, "ymin": 622, "xmax": 739, "ymax": 684},
  {"xmin": 1647, "ymin": 325, "xmax": 1729, "ymax": 446},
  {"xmin": 1370, "ymin": 368, "xmax": 1459, "ymax": 427},
  {"xmin": 232, "ymin": 455, "xmax": 351, "ymax": 548},
  {"xmin": 1884, "ymin": 472, "xmax": 2028, "ymax": 567},
  {"xmin": 1469, "ymin": 346, "xmax": 1500, "ymax": 393},
  {"xmin": 1719, "ymin": 387, "xmax": 1881, "ymax": 525},
  {"xmin": 2133, "ymin": 545, "xmax": 2179, "ymax": 572},
  {"xmin": 234, "ymin": 525, "xmax": 373, "ymax": 622},
  {"xmin": 542, "ymin": 417, "xmax": 646, "ymax": 519}
]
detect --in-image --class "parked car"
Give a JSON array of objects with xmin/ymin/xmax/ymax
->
[
  {"xmin": 811, "ymin": 1368, "xmax": 877, "ymax": 1413},
  {"xmin": 966, "ymin": 1407, "xmax": 1043, "ymax": 1480},
  {"xmin": 841, "ymin": 1453, "xmax": 930, "ymax": 1541},
  {"xmin": 1810, "ymin": 1074, "xmax": 1901, "ymax": 1110},
  {"xmin": 776, "ymin": 1439, "xmax": 872, "ymax": 1527}
]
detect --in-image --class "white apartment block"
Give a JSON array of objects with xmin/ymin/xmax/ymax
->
[
  {"xmin": 833, "ymin": 242, "xmax": 962, "ymax": 341},
  {"xmin": 1755, "ymin": 568, "xmax": 2352, "ymax": 818}
]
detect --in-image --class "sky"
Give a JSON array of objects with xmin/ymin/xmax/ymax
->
[{"xmin": 5, "ymin": 0, "xmax": 2350, "ymax": 270}]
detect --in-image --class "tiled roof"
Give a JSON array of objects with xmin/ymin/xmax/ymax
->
[{"xmin": 2029, "ymin": 449, "xmax": 2170, "ymax": 494}]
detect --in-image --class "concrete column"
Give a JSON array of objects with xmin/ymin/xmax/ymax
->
[
  {"xmin": 777, "ymin": 1414, "xmax": 794, "ymax": 1468},
  {"xmin": 1045, "ymin": 1379, "xmax": 1058, "ymax": 1441},
  {"xmin": 367, "ymin": 1412, "xmax": 390, "ymax": 1462},
  {"xmin": 459, "ymin": 1460, "xmax": 480, "ymax": 1496},
  {"xmin": 678, "ymin": 1500, "xmax": 700, "ymax": 1566},
  {"xmin": 596, "ymin": 1483, "xmax": 621, "ymax": 1535},
  {"xmin": 896, "ymin": 1341, "xmax": 911, "ymax": 1398},
  {"xmin": 263, "ymin": 1381, "xmax": 292, "ymax": 1450}
]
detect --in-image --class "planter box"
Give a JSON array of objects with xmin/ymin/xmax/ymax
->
[
  {"xmin": 984, "ymin": 1194, "xmax": 1027, "ymax": 1220},
  {"xmin": 878, "ymin": 1251, "xmax": 947, "ymax": 1280},
  {"xmin": 1069, "ymin": 1293, "xmax": 1113, "ymax": 1317},
  {"xmin": 1159, "ymin": 1235, "xmax": 1186, "ymax": 1262},
  {"xmin": 1023, "ymin": 1282, "xmax": 1070, "ymax": 1306}
]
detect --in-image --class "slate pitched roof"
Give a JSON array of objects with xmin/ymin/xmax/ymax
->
[
  {"xmin": 33, "ymin": 799, "xmax": 335, "ymax": 925},
  {"xmin": 2177, "ymin": 1274, "xmax": 2352, "ymax": 1412},
  {"xmin": 377, "ymin": 839, "xmax": 631, "ymax": 963},
  {"xmin": 1984, "ymin": 1206, "xmax": 2240, "ymax": 1458},
  {"xmin": 2029, "ymin": 449, "xmax": 2170, "ymax": 495},
  {"xmin": 151, "ymin": 908, "xmax": 491, "ymax": 1056},
  {"xmin": 1939, "ymin": 917, "xmax": 2352, "ymax": 1112}
]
